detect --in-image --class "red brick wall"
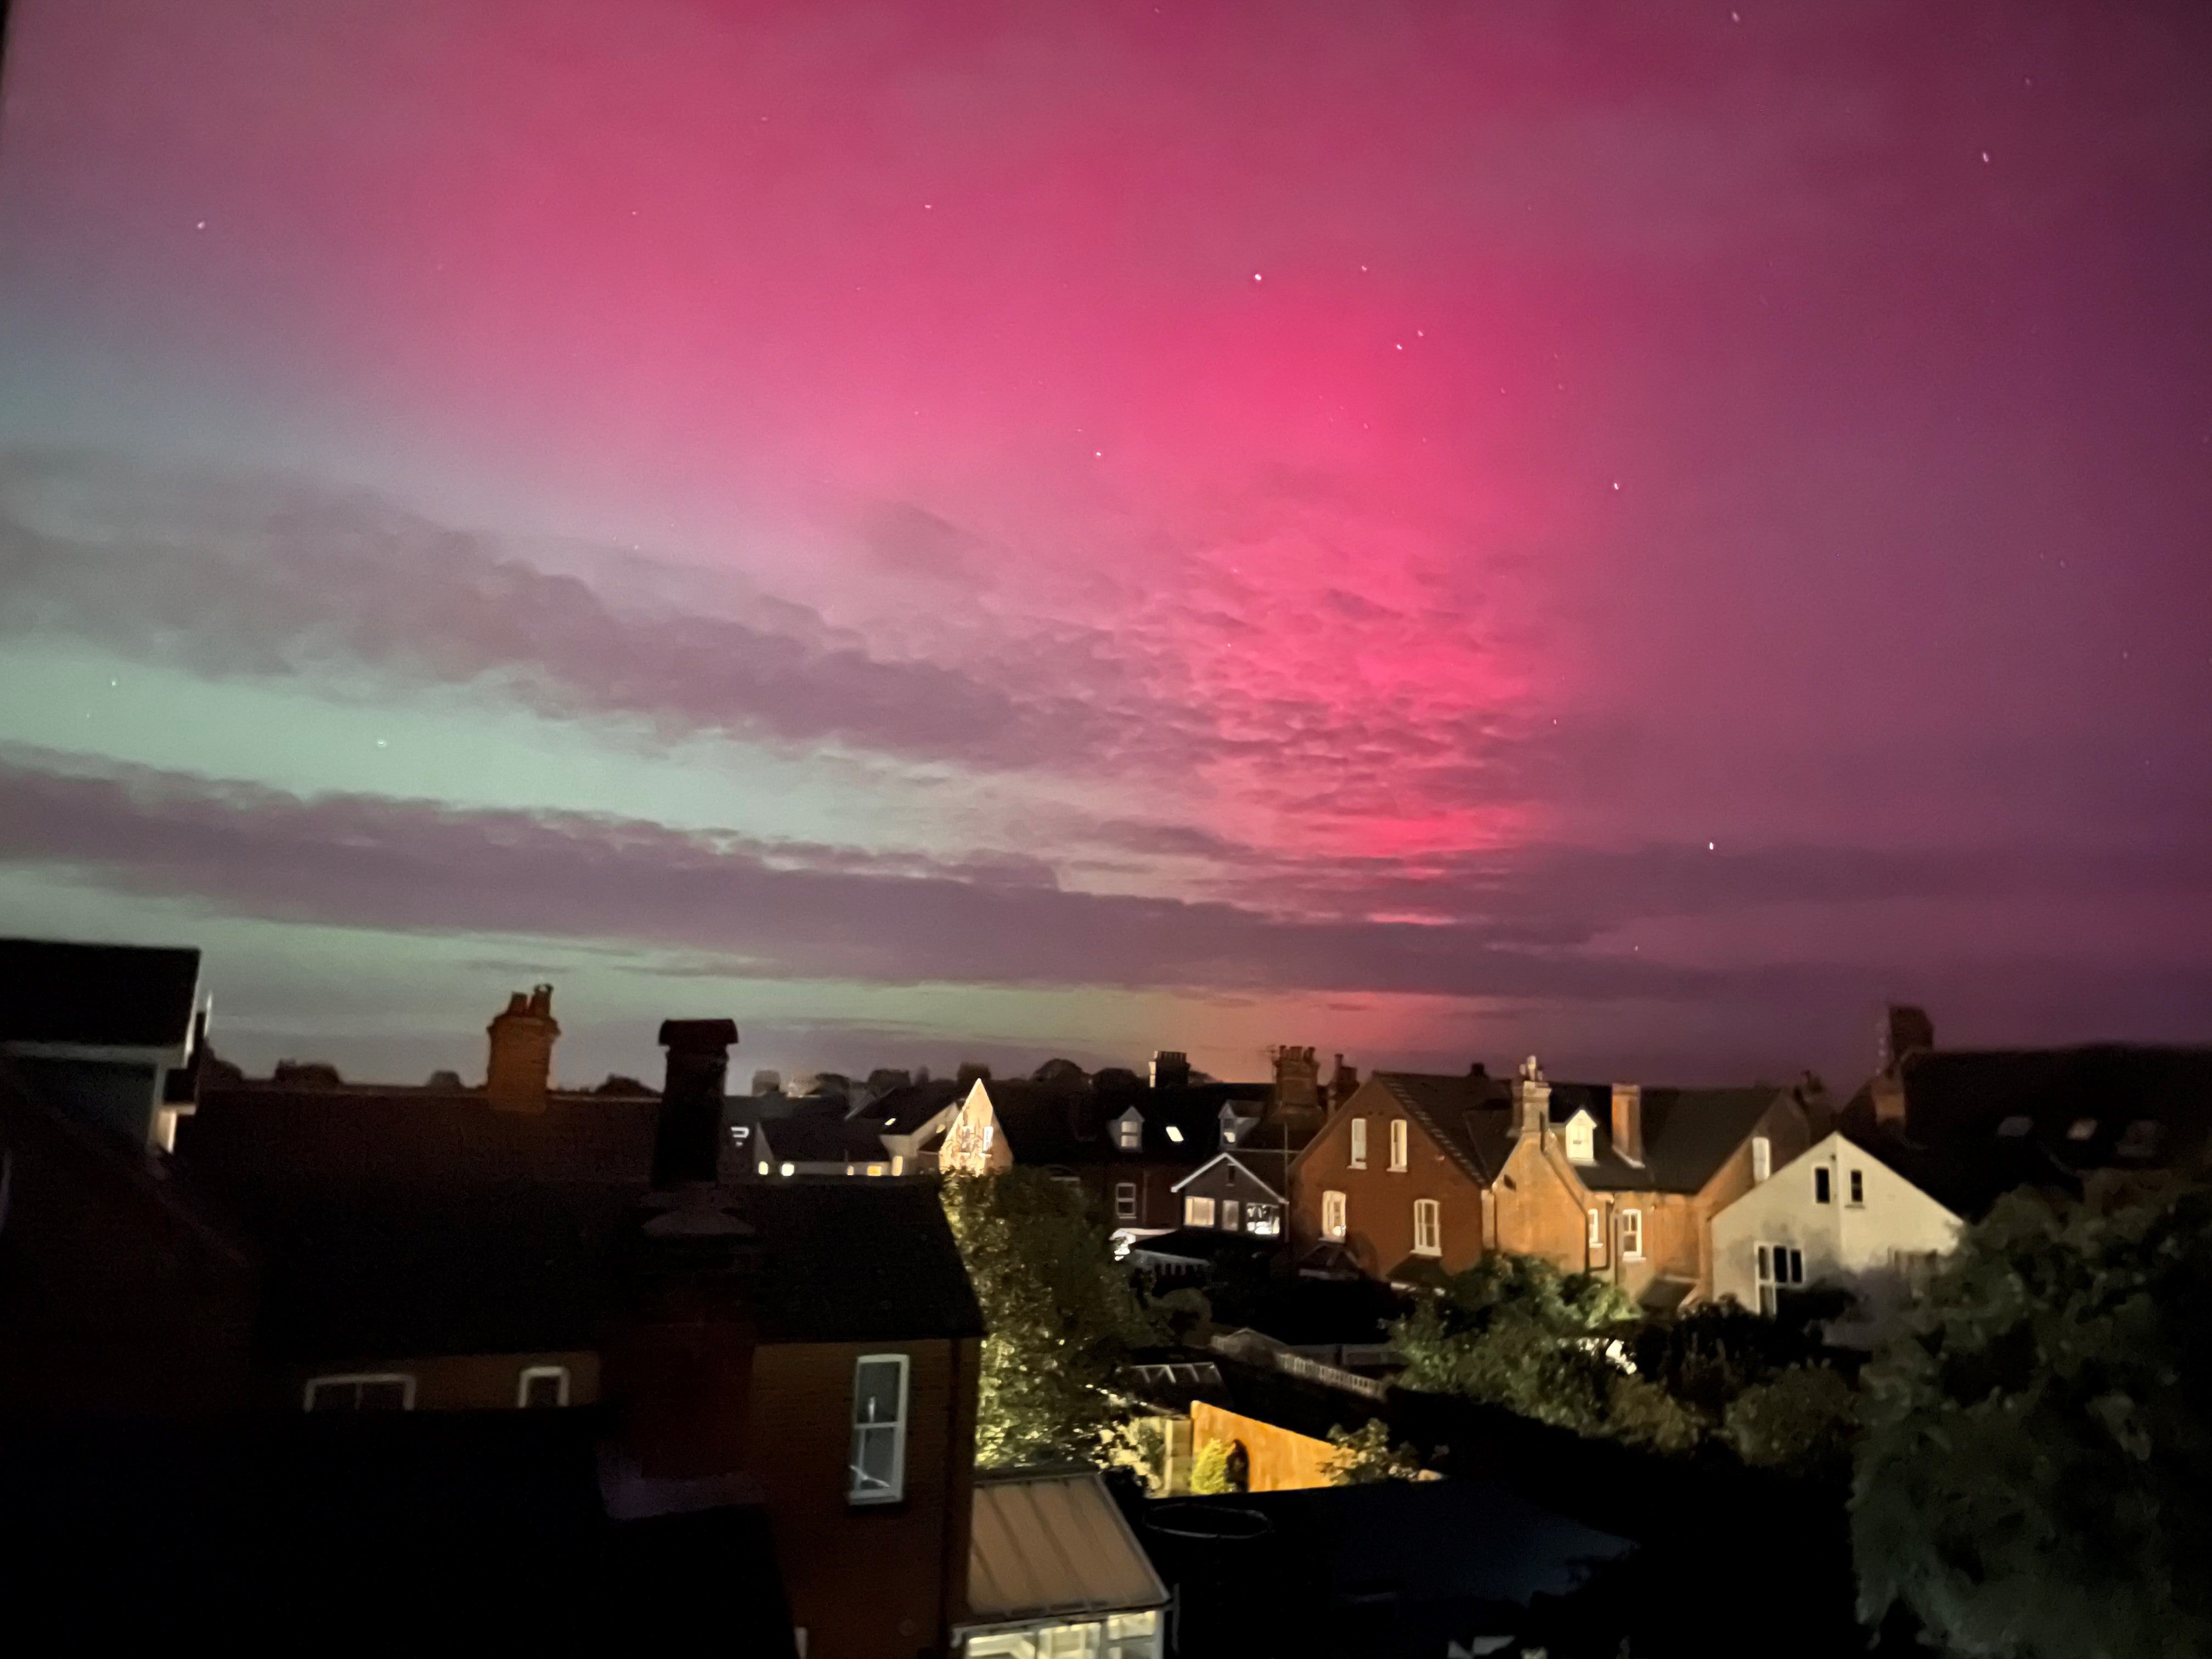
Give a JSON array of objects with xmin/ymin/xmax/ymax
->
[{"xmin": 1290, "ymin": 1083, "xmax": 1488, "ymax": 1277}]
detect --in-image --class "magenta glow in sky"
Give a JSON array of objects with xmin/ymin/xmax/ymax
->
[{"xmin": 1, "ymin": 1, "xmax": 2208, "ymax": 1087}]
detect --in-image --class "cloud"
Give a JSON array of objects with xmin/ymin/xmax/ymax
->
[{"xmin": 0, "ymin": 448, "xmax": 1107, "ymax": 768}]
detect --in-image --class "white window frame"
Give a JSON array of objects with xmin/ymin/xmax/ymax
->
[
  {"xmin": 1348, "ymin": 1117, "xmax": 1368, "ymax": 1169},
  {"xmin": 1814, "ymin": 1165, "xmax": 1832, "ymax": 1205},
  {"xmin": 1114, "ymin": 1180, "xmax": 1139, "ymax": 1222},
  {"xmin": 1754, "ymin": 1242, "xmax": 1804, "ymax": 1316},
  {"xmin": 1412, "ymin": 1198, "xmax": 1441, "ymax": 1257},
  {"xmin": 1750, "ymin": 1136, "xmax": 1771, "ymax": 1183},
  {"xmin": 1184, "ymin": 1195, "xmax": 1217, "ymax": 1228},
  {"xmin": 1848, "ymin": 1168, "xmax": 1865, "ymax": 1207},
  {"xmin": 848, "ymin": 1353, "xmax": 910, "ymax": 1505},
  {"xmin": 1586, "ymin": 1207, "xmax": 1603, "ymax": 1250},
  {"xmin": 517, "ymin": 1364, "xmax": 570, "ymax": 1408},
  {"xmin": 1618, "ymin": 1209, "xmax": 1644, "ymax": 1261},
  {"xmin": 1564, "ymin": 1116, "xmax": 1594, "ymax": 1164},
  {"xmin": 1115, "ymin": 1110, "xmax": 1143, "ymax": 1152},
  {"xmin": 1388, "ymin": 1119, "xmax": 1409, "ymax": 1172},
  {"xmin": 1244, "ymin": 1202, "xmax": 1280, "ymax": 1238},
  {"xmin": 303, "ymin": 1373, "xmax": 416, "ymax": 1412},
  {"xmin": 1323, "ymin": 1189, "xmax": 1347, "ymax": 1239}
]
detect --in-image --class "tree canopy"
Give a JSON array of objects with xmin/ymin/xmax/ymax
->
[
  {"xmin": 939, "ymin": 1169, "xmax": 1170, "ymax": 1466},
  {"xmin": 1852, "ymin": 1181, "xmax": 2212, "ymax": 1659}
]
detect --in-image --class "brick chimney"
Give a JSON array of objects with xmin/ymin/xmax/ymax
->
[
  {"xmin": 1150, "ymin": 1050, "xmax": 1192, "ymax": 1090},
  {"xmin": 1269, "ymin": 1046, "xmax": 1318, "ymax": 1111},
  {"xmin": 1514, "ymin": 1056, "xmax": 1550, "ymax": 1142},
  {"xmin": 1328, "ymin": 1053, "xmax": 1359, "ymax": 1110},
  {"xmin": 1872, "ymin": 1006, "xmax": 1933, "ymax": 1131},
  {"xmin": 652, "ymin": 1019, "xmax": 738, "ymax": 1188},
  {"xmin": 486, "ymin": 984, "xmax": 559, "ymax": 1113},
  {"xmin": 1610, "ymin": 1084, "xmax": 1645, "ymax": 1166}
]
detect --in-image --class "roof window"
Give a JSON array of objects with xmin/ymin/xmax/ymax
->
[
  {"xmin": 2066, "ymin": 1118, "xmax": 2097, "ymax": 1141},
  {"xmin": 1996, "ymin": 1116, "xmax": 2032, "ymax": 1137}
]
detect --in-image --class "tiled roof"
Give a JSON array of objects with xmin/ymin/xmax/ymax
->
[
  {"xmin": 0, "ymin": 938, "xmax": 201, "ymax": 1049},
  {"xmin": 968, "ymin": 1470, "xmax": 1169, "ymax": 1624},
  {"xmin": 988, "ymin": 1079, "xmax": 1267, "ymax": 1169},
  {"xmin": 1838, "ymin": 1044, "xmax": 2212, "ymax": 1219},
  {"xmin": 854, "ymin": 1077, "xmax": 966, "ymax": 1135},
  {"xmin": 1363, "ymin": 1073, "xmax": 1787, "ymax": 1197}
]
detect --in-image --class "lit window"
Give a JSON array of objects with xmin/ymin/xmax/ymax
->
[
  {"xmin": 848, "ymin": 1354, "xmax": 909, "ymax": 1504},
  {"xmin": 517, "ymin": 1365, "xmax": 569, "ymax": 1408},
  {"xmin": 1349, "ymin": 1118, "xmax": 1368, "ymax": 1168},
  {"xmin": 1750, "ymin": 1136, "xmax": 1771, "ymax": 1182},
  {"xmin": 780, "ymin": 1161, "xmax": 795, "ymax": 1177},
  {"xmin": 1586, "ymin": 1207, "xmax": 1602, "ymax": 1250},
  {"xmin": 1412, "ymin": 1198, "xmax": 1441, "ymax": 1256},
  {"xmin": 757, "ymin": 1160, "xmax": 770, "ymax": 1176},
  {"xmin": 1389, "ymin": 1119, "xmax": 1409, "ymax": 1171},
  {"xmin": 1116, "ymin": 1112, "xmax": 1142, "ymax": 1152},
  {"xmin": 1565, "ymin": 1116, "xmax": 1594, "ymax": 1164},
  {"xmin": 1323, "ymin": 1189, "xmax": 1347, "ymax": 1239},
  {"xmin": 1115, "ymin": 1181, "xmax": 1138, "ymax": 1222},
  {"xmin": 1244, "ymin": 1203, "xmax": 1280, "ymax": 1237},
  {"xmin": 1996, "ymin": 1116, "xmax": 2032, "ymax": 1138},
  {"xmin": 1814, "ymin": 1166, "xmax": 1832, "ymax": 1204},
  {"xmin": 1754, "ymin": 1243, "xmax": 1804, "ymax": 1315},
  {"xmin": 2067, "ymin": 1118, "xmax": 2097, "ymax": 1141},
  {"xmin": 1618, "ymin": 1209, "xmax": 1643, "ymax": 1261},
  {"xmin": 891, "ymin": 1155, "xmax": 904, "ymax": 1176},
  {"xmin": 1184, "ymin": 1195, "xmax": 1217, "ymax": 1228},
  {"xmin": 1223, "ymin": 1126, "xmax": 1238, "ymax": 1145},
  {"xmin": 1848, "ymin": 1169, "xmax": 1864, "ymax": 1206},
  {"xmin": 1165, "ymin": 1125, "xmax": 1184, "ymax": 1143},
  {"xmin": 304, "ymin": 1374, "xmax": 414, "ymax": 1412},
  {"xmin": 866, "ymin": 1163, "xmax": 885, "ymax": 1177},
  {"xmin": 1220, "ymin": 1199, "xmax": 1241, "ymax": 1232}
]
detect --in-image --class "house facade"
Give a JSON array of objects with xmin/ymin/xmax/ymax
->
[
  {"xmin": 1169, "ymin": 1152, "xmax": 1288, "ymax": 1238},
  {"xmin": 1290, "ymin": 1059, "xmax": 1816, "ymax": 1305},
  {"xmin": 1710, "ymin": 1129, "xmax": 1964, "ymax": 1346}
]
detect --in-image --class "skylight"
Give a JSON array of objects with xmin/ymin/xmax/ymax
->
[{"xmin": 1165, "ymin": 1125, "xmax": 1184, "ymax": 1142}]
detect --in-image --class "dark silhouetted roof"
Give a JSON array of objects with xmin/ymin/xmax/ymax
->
[
  {"xmin": 1839, "ymin": 1044, "xmax": 2212, "ymax": 1218},
  {"xmin": 0, "ymin": 938, "xmax": 200, "ymax": 1049},
  {"xmin": 748, "ymin": 1105, "xmax": 895, "ymax": 1165},
  {"xmin": 856, "ymin": 1076, "xmax": 967, "ymax": 1134},
  {"xmin": 1363, "ymin": 1073, "xmax": 1789, "ymax": 1196},
  {"xmin": 988, "ymin": 1077, "xmax": 1269, "ymax": 1169}
]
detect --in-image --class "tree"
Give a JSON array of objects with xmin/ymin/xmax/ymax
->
[
  {"xmin": 1853, "ymin": 1182, "xmax": 2212, "ymax": 1659},
  {"xmin": 1723, "ymin": 1364, "xmax": 1858, "ymax": 1481},
  {"xmin": 939, "ymin": 1169, "xmax": 1168, "ymax": 1466},
  {"xmin": 1390, "ymin": 1254, "xmax": 1638, "ymax": 1435},
  {"xmin": 1322, "ymin": 1418, "xmax": 1427, "ymax": 1484},
  {"xmin": 1188, "ymin": 1436, "xmax": 1238, "ymax": 1495}
]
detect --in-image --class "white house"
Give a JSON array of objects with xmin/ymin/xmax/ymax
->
[{"xmin": 1710, "ymin": 1128, "xmax": 1963, "ymax": 1347}]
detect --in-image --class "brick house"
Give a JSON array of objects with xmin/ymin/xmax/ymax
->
[
  {"xmin": 12, "ymin": 973, "xmax": 984, "ymax": 1659},
  {"xmin": 1289, "ymin": 1059, "xmax": 1815, "ymax": 1307}
]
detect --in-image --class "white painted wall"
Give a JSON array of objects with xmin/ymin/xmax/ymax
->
[{"xmin": 1711, "ymin": 1130, "xmax": 1964, "ymax": 1347}]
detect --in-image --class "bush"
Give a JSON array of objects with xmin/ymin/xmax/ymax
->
[
  {"xmin": 1189, "ymin": 1436, "xmax": 1237, "ymax": 1495},
  {"xmin": 1322, "ymin": 1418, "xmax": 1427, "ymax": 1484},
  {"xmin": 1723, "ymin": 1364, "xmax": 1858, "ymax": 1480}
]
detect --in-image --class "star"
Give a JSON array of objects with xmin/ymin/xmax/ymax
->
[
  {"xmin": 194, "ymin": 220, "xmax": 207, "ymax": 230},
  {"xmin": 1252, "ymin": 272, "xmax": 1263, "ymax": 282}
]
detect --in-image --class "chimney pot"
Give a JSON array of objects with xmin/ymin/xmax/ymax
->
[{"xmin": 1150, "ymin": 1051, "xmax": 1192, "ymax": 1090}]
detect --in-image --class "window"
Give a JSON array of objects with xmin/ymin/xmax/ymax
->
[
  {"xmin": 517, "ymin": 1365, "xmax": 569, "ymax": 1408},
  {"xmin": 304, "ymin": 1374, "xmax": 414, "ymax": 1412},
  {"xmin": 1618, "ymin": 1209, "xmax": 1643, "ymax": 1261},
  {"xmin": 1996, "ymin": 1115, "xmax": 2032, "ymax": 1138},
  {"xmin": 1184, "ymin": 1195, "xmax": 1217, "ymax": 1228},
  {"xmin": 1848, "ymin": 1169, "xmax": 1864, "ymax": 1206},
  {"xmin": 1164, "ymin": 1125, "xmax": 1184, "ymax": 1144},
  {"xmin": 1891, "ymin": 1249, "xmax": 1942, "ymax": 1296},
  {"xmin": 848, "ymin": 1354, "xmax": 909, "ymax": 1504},
  {"xmin": 1222, "ymin": 1125, "xmax": 1238, "ymax": 1146},
  {"xmin": 1114, "ymin": 1181, "xmax": 1138, "ymax": 1222},
  {"xmin": 1564, "ymin": 1115, "xmax": 1594, "ymax": 1164},
  {"xmin": 1412, "ymin": 1198, "xmax": 1441, "ymax": 1256},
  {"xmin": 1388, "ymin": 1119, "xmax": 1409, "ymax": 1172},
  {"xmin": 1814, "ymin": 1166, "xmax": 1832, "ymax": 1204},
  {"xmin": 1322, "ymin": 1189, "xmax": 1347, "ymax": 1239},
  {"xmin": 1754, "ymin": 1243, "xmax": 1804, "ymax": 1316},
  {"xmin": 1586, "ymin": 1207, "xmax": 1603, "ymax": 1250},
  {"xmin": 1220, "ymin": 1199, "xmax": 1241, "ymax": 1232},
  {"xmin": 2066, "ymin": 1117, "xmax": 2097, "ymax": 1141},
  {"xmin": 1115, "ymin": 1111, "xmax": 1142, "ymax": 1152},
  {"xmin": 2118, "ymin": 1119, "xmax": 2162, "ymax": 1160},
  {"xmin": 1348, "ymin": 1118, "xmax": 1368, "ymax": 1168},
  {"xmin": 1750, "ymin": 1136, "xmax": 1771, "ymax": 1183},
  {"xmin": 865, "ymin": 1163, "xmax": 885, "ymax": 1177},
  {"xmin": 1244, "ymin": 1203, "xmax": 1280, "ymax": 1237},
  {"xmin": 967, "ymin": 1611, "xmax": 1160, "ymax": 1659}
]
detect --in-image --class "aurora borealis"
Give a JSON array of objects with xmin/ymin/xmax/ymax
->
[{"xmin": 2, "ymin": 2, "xmax": 2208, "ymax": 1088}]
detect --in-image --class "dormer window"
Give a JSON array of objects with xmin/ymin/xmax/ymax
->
[
  {"xmin": 1564, "ymin": 1113, "xmax": 1595, "ymax": 1165},
  {"xmin": 1114, "ymin": 1110, "xmax": 1143, "ymax": 1152},
  {"xmin": 2066, "ymin": 1118, "xmax": 2097, "ymax": 1142},
  {"xmin": 1165, "ymin": 1125, "xmax": 1184, "ymax": 1144}
]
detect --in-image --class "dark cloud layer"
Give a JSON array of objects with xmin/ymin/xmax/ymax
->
[{"xmin": 7, "ymin": 748, "xmax": 2206, "ymax": 1018}]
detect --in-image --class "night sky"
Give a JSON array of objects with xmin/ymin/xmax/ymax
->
[{"xmin": 2, "ymin": 1, "xmax": 2208, "ymax": 1091}]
